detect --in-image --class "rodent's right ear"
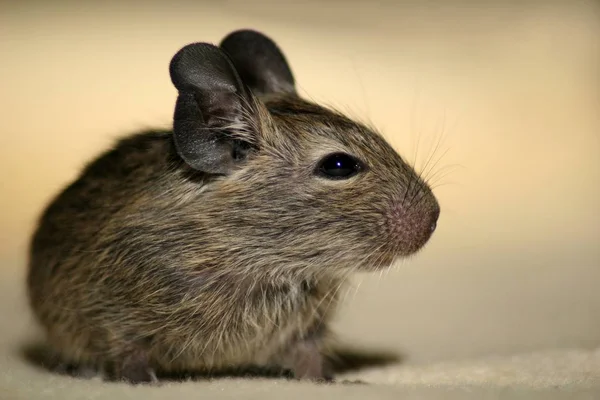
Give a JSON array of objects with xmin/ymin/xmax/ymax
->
[
  {"xmin": 220, "ymin": 30, "xmax": 296, "ymax": 97},
  {"xmin": 169, "ymin": 42, "xmax": 256, "ymax": 174}
]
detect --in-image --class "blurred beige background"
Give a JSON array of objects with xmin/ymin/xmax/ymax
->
[{"xmin": 1, "ymin": 0, "xmax": 599, "ymax": 398}]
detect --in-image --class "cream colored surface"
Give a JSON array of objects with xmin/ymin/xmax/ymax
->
[{"xmin": 1, "ymin": 1, "xmax": 599, "ymax": 398}]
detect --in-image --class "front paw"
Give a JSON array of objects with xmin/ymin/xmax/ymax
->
[
  {"xmin": 281, "ymin": 340, "xmax": 334, "ymax": 382},
  {"xmin": 104, "ymin": 351, "xmax": 158, "ymax": 384}
]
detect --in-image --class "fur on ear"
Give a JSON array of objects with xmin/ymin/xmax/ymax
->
[
  {"xmin": 220, "ymin": 29, "xmax": 296, "ymax": 97},
  {"xmin": 169, "ymin": 42, "xmax": 256, "ymax": 174}
]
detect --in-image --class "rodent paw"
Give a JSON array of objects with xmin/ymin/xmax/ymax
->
[{"xmin": 103, "ymin": 351, "xmax": 158, "ymax": 384}]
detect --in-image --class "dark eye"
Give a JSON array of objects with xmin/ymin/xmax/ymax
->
[{"xmin": 316, "ymin": 152, "xmax": 364, "ymax": 180}]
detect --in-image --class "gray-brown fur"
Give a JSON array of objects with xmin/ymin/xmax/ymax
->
[{"xmin": 27, "ymin": 30, "xmax": 439, "ymax": 383}]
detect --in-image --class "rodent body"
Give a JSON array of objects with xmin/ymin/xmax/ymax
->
[{"xmin": 27, "ymin": 30, "xmax": 439, "ymax": 383}]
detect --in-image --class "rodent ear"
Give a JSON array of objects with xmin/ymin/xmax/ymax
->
[
  {"xmin": 219, "ymin": 29, "xmax": 297, "ymax": 97},
  {"xmin": 169, "ymin": 42, "xmax": 256, "ymax": 174}
]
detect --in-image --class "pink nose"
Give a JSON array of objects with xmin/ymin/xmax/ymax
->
[{"xmin": 389, "ymin": 201, "xmax": 440, "ymax": 255}]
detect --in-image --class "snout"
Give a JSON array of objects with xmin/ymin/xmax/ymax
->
[
  {"xmin": 387, "ymin": 196, "xmax": 440, "ymax": 256},
  {"xmin": 428, "ymin": 205, "xmax": 440, "ymax": 234}
]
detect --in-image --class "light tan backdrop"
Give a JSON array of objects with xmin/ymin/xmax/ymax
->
[{"xmin": 1, "ymin": 0, "xmax": 598, "ymax": 371}]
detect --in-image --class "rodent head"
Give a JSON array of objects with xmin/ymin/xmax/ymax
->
[{"xmin": 169, "ymin": 30, "xmax": 439, "ymax": 279}]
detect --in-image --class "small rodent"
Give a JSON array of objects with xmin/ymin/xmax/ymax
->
[{"xmin": 27, "ymin": 29, "xmax": 440, "ymax": 383}]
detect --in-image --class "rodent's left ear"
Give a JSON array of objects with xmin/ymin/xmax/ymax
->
[
  {"xmin": 220, "ymin": 29, "xmax": 297, "ymax": 97},
  {"xmin": 170, "ymin": 42, "xmax": 257, "ymax": 175}
]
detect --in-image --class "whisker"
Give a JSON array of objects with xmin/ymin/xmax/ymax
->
[
  {"xmin": 425, "ymin": 163, "xmax": 463, "ymax": 182},
  {"xmin": 418, "ymin": 114, "xmax": 445, "ymax": 177},
  {"xmin": 426, "ymin": 166, "xmax": 463, "ymax": 188},
  {"xmin": 422, "ymin": 146, "xmax": 450, "ymax": 184},
  {"xmin": 428, "ymin": 181, "xmax": 461, "ymax": 191}
]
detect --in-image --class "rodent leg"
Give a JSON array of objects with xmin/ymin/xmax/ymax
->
[
  {"xmin": 29, "ymin": 343, "xmax": 99, "ymax": 379},
  {"xmin": 53, "ymin": 361, "xmax": 98, "ymax": 379},
  {"xmin": 280, "ymin": 339, "xmax": 333, "ymax": 381},
  {"xmin": 106, "ymin": 350, "xmax": 157, "ymax": 384}
]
